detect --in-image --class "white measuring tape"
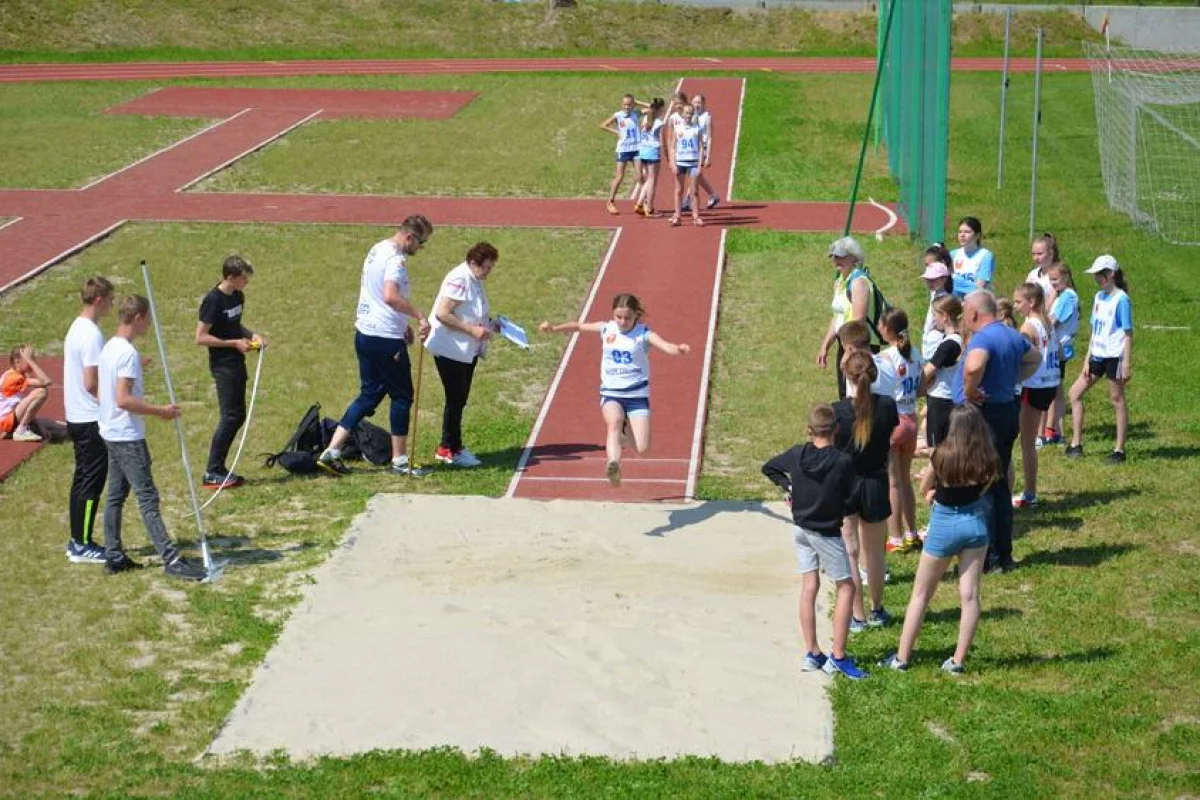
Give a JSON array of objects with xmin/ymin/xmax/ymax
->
[{"xmin": 199, "ymin": 344, "xmax": 266, "ymax": 512}]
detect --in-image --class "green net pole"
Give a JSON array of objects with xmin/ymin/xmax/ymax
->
[
  {"xmin": 930, "ymin": 0, "xmax": 952, "ymax": 243},
  {"xmin": 872, "ymin": 4, "xmax": 884, "ymax": 153},
  {"xmin": 844, "ymin": 0, "xmax": 899, "ymax": 237}
]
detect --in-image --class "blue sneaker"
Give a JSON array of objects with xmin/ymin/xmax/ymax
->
[
  {"xmin": 941, "ymin": 657, "xmax": 965, "ymax": 675},
  {"xmin": 801, "ymin": 652, "xmax": 828, "ymax": 672},
  {"xmin": 849, "ymin": 616, "xmax": 868, "ymax": 634},
  {"xmin": 878, "ymin": 653, "xmax": 909, "ymax": 671},
  {"xmin": 867, "ymin": 607, "xmax": 892, "ymax": 628},
  {"xmin": 823, "ymin": 654, "xmax": 868, "ymax": 680},
  {"xmin": 66, "ymin": 540, "xmax": 106, "ymax": 564}
]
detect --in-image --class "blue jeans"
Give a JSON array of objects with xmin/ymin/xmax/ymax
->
[
  {"xmin": 339, "ymin": 331, "xmax": 412, "ymax": 437},
  {"xmin": 924, "ymin": 497, "xmax": 991, "ymax": 558},
  {"xmin": 103, "ymin": 439, "xmax": 179, "ymax": 562}
]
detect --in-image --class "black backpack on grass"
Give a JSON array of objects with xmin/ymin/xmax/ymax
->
[{"xmin": 263, "ymin": 403, "xmax": 327, "ymax": 474}]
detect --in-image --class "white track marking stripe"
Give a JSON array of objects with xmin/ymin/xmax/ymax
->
[
  {"xmin": 726, "ymin": 78, "xmax": 746, "ymax": 201},
  {"xmin": 174, "ymin": 109, "xmax": 322, "ymax": 192},
  {"xmin": 0, "ymin": 219, "xmax": 127, "ymax": 296},
  {"xmin": 685, "ymin": 228, "xmax": 727, "ymax": 501},
  {"xmin": 504, "ymin": 228, "xmax": 624, "ymax": 498}
]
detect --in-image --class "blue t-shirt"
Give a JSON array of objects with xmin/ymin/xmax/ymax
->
[
  {"xmin": 952, "ymin": 321, "xmax": 1031, "ymax": 405},
  {"xmin": 950, "ymin": 246, "xmax": 995, "ymax": 298},
  {"xmin": 1050, "ymin": 287, "xmax": 1080, "ymax": 360}
]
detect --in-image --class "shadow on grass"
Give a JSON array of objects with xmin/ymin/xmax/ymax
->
[
  {"xmin": 644, "ymin": 500, "xmax": 791, "ymax": 538},
  {"xmin": 1020, "ymin": 542, "xmax": 1138, "ymax": 568},
  {"xmin": 923, "ymin": 606, "xmax": 1024, "ymax": 625},
  {"xmin": 1143, "ymin": 444, "xmax": 1200, "ymax": 461},
  {"xmin": 1014, "ymin": 514, "xmax": 1083, "ymax": 540},
  {"xmin": 987, "ymin": 646, "xmax": 1118, "ymax": 670},
  {"xmin": 1087, "ymin": 420, "xmax": 1154, "ymax": 442},
  {"xmin": 1048, "ymin": 487, "xmax": 1142, "ymax": 515}
]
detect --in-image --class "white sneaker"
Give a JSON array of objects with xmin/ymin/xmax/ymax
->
[
  {"xmin": 450, "ymin": 448, "xmax": 482, "ymax": 468},
  {"xmin": 11, "ymin": 428, "xmax": 42, "ymax": 442}
]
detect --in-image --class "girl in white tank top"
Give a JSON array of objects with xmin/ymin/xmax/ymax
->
[
  {"xmin": 667, "ymin": 104, "xmax": 704, "ymax": 228},
  {"xmin": 1013, "ymin": 282, "xmax": 1060, "ymax": 508},
  {"xmin": 538, "ymin": 293, "xmax": 690, "ymax": 488}
]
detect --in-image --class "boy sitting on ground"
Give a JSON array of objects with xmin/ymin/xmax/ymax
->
[
  {"xmin": 0, "ymin": 345, "xmax": 53, "ymax": 442},
  {"xmin": 762, "ymin": 403, "xmax": 867, "ymax": 680}
]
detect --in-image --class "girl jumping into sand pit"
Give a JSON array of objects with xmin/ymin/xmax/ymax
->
[{"xmin": 539, "ymin": 293, "xmax": 690, "ymax": 487}]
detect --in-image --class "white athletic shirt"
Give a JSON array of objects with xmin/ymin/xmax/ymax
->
[
  {"xmin": 64, "ymin": 316, "xmax": 104, "ymax": 424},
  {"xmin": 1025, "ymin": 267, "xmax": 1055, "ymax": 304},
  {"xmin": 1023, "ymin": 317, "xmax": 1061, "ymax": 390},
  {"xmin": 599, "ymin": 321, "xmax": 651, "ymax": 399},
  {"xmin": 674, "ymin": 122, "xmax": 702, "ymax": 165},
  {"xmin": 844, "ymin": 352, "xmax": 888, "ymax": 398},
  {"xmin": 696, "ymin": 110, "xmax": 712, "ymax": 149},
  {"xmin": 921, "ymin": 289, "xmax": 949, "ymax": 361},
  {"xmin": 638, "ymin": 118, "xmax": 664, "ymax": 157},
  {"xmin": 928, "ymin": 333, "xmax": 962, "ymax": 400},
  {"xmin": 1051, "ymin": 287, "xmax": 1080, "ymax": 360},
  {"xmin": 614, "ymin": 110, "xmax": 641, "ymax": 154},
  {"xmin": 98, "ymin": 336, "xmax": 145, "ymax": 442},
  {"xmin": 1089, "ymin": 287, "xmax": 1133, "ymax": 359},
  {"xmin": 424, "ymin": 262, "xmax": 490, "ymax": 364},
  {"xmin": 877, "ymin": 346, "xmax": 921, "ymax": 416},
  {"xmin": 355, "ymin": 239, "xmax": 411, "ymax": 340}
]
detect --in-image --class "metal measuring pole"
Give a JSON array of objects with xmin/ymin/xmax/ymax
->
[
  {"xmin": 1029, "ymin": 28, "xmax": 1044, "ymax": 242},
  {"xmin": 997, "ymin": 7, "xmax": 1012, "ymax": 189}
]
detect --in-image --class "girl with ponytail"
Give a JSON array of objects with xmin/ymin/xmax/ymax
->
[
  {"xmin": 833, "ymin": 349, "xmax": 900, "ymax": 630},
  {"xmin": 878, "ymin": 308, "xmax": 921, "ymax": 553}
]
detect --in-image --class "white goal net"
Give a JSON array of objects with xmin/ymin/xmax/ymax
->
[{"xmin": 1086, "ymin": 44, "xmax": 1200, "ymax": 246}]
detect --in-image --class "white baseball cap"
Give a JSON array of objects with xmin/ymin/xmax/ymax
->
[
  {"xmin": 1086, "ymin": 254, "xmax": 1119, "ymax": 274},
  {"xmin": 828, "ymin": 236, "xmax": 864, "ymax": 263},
  {"xmin": 921, "ymin": 262, "xmax": 951, "ymax": 280}
]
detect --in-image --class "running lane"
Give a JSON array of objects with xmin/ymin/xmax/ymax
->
[{"xmin": 506, "ymin": 78, "xmax": 742, "ymax": 503}]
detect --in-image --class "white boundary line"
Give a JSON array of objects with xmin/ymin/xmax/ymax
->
[
  {"xmin": 174, "ymin": 108, "xmax": 322, "ymax": 192},
  {"xmin": 78, "ymin": 109, "xmax": 251, "ymax": 191},
  {"xmin": 504, "ymin": 227, "xmax": 623, "ymax": 499},
  {"xmin": 0, "ymin": 216, "xmax": 22, "ymax": 232},
  {"xmin": 867, "ymin": 196, "xmax": 899, "ymax": 240},
  {"xmin": 0, "ymin": 219, "xmax": 127, "ymax": 296},
  {"xmin": 726, "ymin": 78, "xmax": 747, "ymax": 201},
  {"xmin": 684, "ymin": 228, "xmax": 727, "ymax": 501}
]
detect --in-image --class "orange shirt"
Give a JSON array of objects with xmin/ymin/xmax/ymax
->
[{"xmin": 0, "ymin": 369, "xmax": 28, "ymax": 417}]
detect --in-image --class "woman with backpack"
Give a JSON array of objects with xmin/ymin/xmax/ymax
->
[{"xmin": 817, "ymin": 236, "xmax": 886, "ymax": 399}]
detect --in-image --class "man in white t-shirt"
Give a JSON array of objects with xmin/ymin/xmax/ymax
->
[
  {"xmin": 98, "ymin": 295, "xmax": 207, "ymax": 581},
  {"xmin": 318, "ymin": 214, "xmax": 434, "ymax": 477},
  {"xmin": 63, "ymin": 277, "xmax": 114, "ymax": 564}
]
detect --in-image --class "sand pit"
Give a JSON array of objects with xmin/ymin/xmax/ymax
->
[{"xmin": 208, "ymin": 496, "xmax": 837, "ymax": 763}]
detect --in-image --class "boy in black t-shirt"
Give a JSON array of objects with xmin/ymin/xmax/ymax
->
[
  {"xmin": 195, "ymin": 256, "xmax": 264, "ymax": 489},
  {"xmin": 762, "ymin": 404, "xmax": 867, "ymax": 680}
]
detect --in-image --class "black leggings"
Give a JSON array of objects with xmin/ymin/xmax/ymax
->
[
  {"xmin": 434, "ymin": 356, "xmax": 478, "ymax": 452},
  {"xmin": 926, "ymin": 396, "xmax": 955, "ymax": 449},
  {"xmin": 206, "ymin": 360, "xmax": 247, "ymax": 474},
  {"xmin": 68, "ymin": 421, "xmax": 107, "ymax": 546}
]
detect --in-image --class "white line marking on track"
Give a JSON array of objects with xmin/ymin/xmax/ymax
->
[
  {"xmin": 685, "ymin": 228, "xmax": 727, "ymax": 501},
  {"xmin": 174, "ymin": 108, "xmax": 322, "ymax": 192},
  {"xmin": 726, "ymin": 79, "xmax": 746, "ymax": 201},
  {"xmin": 0, "ymin": 219, "xmax": 127, "ymax": 296},
  {"xmin": 867, "ymin": 196, "xmax": 898, "ymax": 239},
  {"xmin": 1140, "ymin": 325, "xmax": 1191, "ymax": 331},
  {"xmin": 79, "ymin": 109, "xmax": 250, "ymax": 191},
  {"xmin": 505, "ymin": 228, "xmax": 624, "ymax": 499},
  {"xmin": 0, "ymin": 216, "xmax": 23, "ymax": 232}
]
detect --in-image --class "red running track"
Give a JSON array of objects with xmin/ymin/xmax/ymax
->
[
  {"xmin": 0, "ymin": 56, "xmax": 1090, "ymax": 84},
  {"xmin": 0, "ymin": 358, "xmax": 63, "ymax": 483}
]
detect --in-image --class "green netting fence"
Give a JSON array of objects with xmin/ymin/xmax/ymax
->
[{"xmin": 861, "ymin": 0, "xmax": 952, "ymax": 244}]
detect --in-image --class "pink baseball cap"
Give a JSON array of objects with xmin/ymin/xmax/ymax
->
[{"xmin": 921, "ymin": 262, "xmax": 950, "ymax": 280}]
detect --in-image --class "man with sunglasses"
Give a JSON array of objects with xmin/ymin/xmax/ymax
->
[{"xmin": 318, "ymin": 214, "xmax": 434, "ymax": 477}]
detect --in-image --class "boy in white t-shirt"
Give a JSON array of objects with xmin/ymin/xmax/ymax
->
[
  {"xmin": 99, "ymin": 295, "xmax": 207, "ymax": 581},
  {"xmin": 63, "ymin": 276, "xmax": 114, "ymax": 564}
]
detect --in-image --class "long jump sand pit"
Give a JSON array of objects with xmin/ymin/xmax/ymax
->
[{"xmin": 209, "ymin": 495, "xmax": 836, "ymax": 763}]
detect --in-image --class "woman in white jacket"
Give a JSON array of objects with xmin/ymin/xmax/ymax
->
[{"xmin": 423, "ymin": 242, "xmax": 500, "ymax": 468}]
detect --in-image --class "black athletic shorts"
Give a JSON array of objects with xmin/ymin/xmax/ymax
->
[
  {"xmin": 1022, "ymin": 386, "xmax": 1057, "ymax": 412},
  {"xmin": 851, "ymin": 472, "xmax": 891, "ymax": 524},
  {"xmin": 1088, "ymin": 356, "xmax": 1122, "ymax": 381}
]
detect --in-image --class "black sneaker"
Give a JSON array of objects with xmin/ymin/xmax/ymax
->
[
  {"xmin": 1107, "ymin": 450, "xmax": 1127, "ymax": 464},
  {"xmin": 164, "ymin": 556, "xmax": 208, "ymax": 582},
  {"xmin": 984, "ymin": 558, "xmax": 1017, "ymax": 576},
  {"xmin": 202, "ymin": 471, "xmax": 245, "ymax": 489},
  {"xmin": 105, "ymin": 552, "xmax": 145, "ymax": 575},
  {"xmin": 1065, "ymin": 445, "xmax": 1084, "ymax": 459},
  {"xmin": 316, "ymin": 449, "xmax": 351, "ymax": 476}
]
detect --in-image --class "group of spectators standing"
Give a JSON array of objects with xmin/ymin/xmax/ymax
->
[{"xmin": 766, "ymin": 217, "xmax": 1135, "ymax": 678}]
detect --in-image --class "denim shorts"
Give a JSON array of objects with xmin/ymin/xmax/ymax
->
[
  {"xmin": 600, "ymin": 395, "xmax": 649, "ymax": 418},
  {"xmin": 924, "ymin": 497, "xmax": 991, "ymax": 558}
]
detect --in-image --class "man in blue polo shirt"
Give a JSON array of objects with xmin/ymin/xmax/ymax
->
[{"xmin": 954, "ymin": 291, "xmax": 1042, "ymax": 573}]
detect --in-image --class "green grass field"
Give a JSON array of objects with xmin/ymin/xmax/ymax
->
[{"xmin": 1, "ymin": 60, "xmax": 1199, "ymax": 797}]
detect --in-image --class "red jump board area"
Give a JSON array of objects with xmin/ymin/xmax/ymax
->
[
  {"xmin": 0, "ymin": 357, "xmax": 64, "ymax": 483},
  {"xmin": 506, "ymin": 78, "xmax": 742, "ymax": 503}
]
